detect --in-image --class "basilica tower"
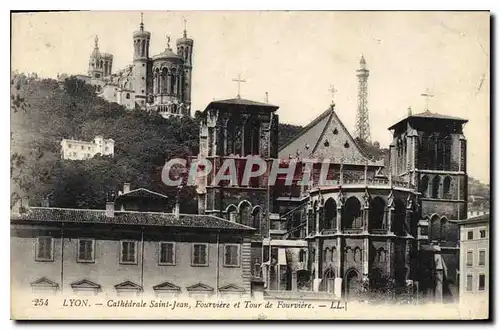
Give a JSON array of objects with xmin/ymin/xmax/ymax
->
[
  {"xmin": 132, "ymin": 13, "xmax": 150, "ymax": 108},
  {"xmin": 88, "ymin": 35, "xmax": 103, "ymax": 79},
  {"xmin": 176, "ymin": 21, "xmax": 194, "ymax": 114}
]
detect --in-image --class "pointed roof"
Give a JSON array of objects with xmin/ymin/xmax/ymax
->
[
  {"xmin": 204, "ymin": 98, "xmax": 279, "ymax": 113},
  {"xmin": 31, "ymin": 277, "xmax": 59, "ymax": 288},
  {"xmin": 279, "ymin": 105, "xmax": 380, "ymax": 165},
  {"xmin": 388, "ymin": 110, "xmax": 468, "ymax": 130},
  {"xmin": 114, "ymin": 280, "xmax": 142, "ymax": 291},
  {"xmin": 70, "ymin": 279, "xmax": 101, "ymax": 290},
  {"xmin": 153, "ymin": 281, "xmax": 181, "ymax": 291},
  {"xmin": 218, "ymin": 284, "xmax": 245, "ymax": 292},
  {"xmin": 186, "ymin": 283, "xmax": 214, "ymax": 292}
]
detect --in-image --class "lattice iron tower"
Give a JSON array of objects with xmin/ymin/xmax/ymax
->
[{"xmin": 355, "ymin": 55, "xmax": 371, "ymax": 142}]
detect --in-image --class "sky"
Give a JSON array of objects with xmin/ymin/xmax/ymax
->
[{"xmin": 11, "ymin": 11, "xmax": 490, "ymax": 183}]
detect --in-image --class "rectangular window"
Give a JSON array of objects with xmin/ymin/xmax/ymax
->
[
  {"xmin": 479, "ymin": 250, "xmax": 486, "ymax": 266},
  {"xmin": 224, "ymin": 244, "xmax": 240, "ymax": 267},
  {"xmin": 466, "ymin": 274, "xmax": 473, "ymax": 292},
  {"xmin": 77, "ymin": 239, "xmax": 95, "ymax": 263},
  {"xmin": 105, "ymin": 147, "xmax": 109, "ymax": 151},
  {"xmin": 68, "ymin": 143, "xmax": 72, "ymax": 148},
  {"xmin": 480, "ymin": 229, "xmax": 487, "ymax": 239},
  {"xmin": 35, "ymin": 237, "xmax": 54, "ymax": 261},
  {"xmin": 192, "ymin": 244, "xmax": 208, "ymax": 266},
  {"xmin": 478, "ymin": 274, "xmax": 486, "ymax": 291},
  {"xmin": 466, "ymin": 250, "xmax": 473, "ymax": 267},
  {"xmin": 120, "ymin": 240, "xmax": 137, "ymax": 264},
  {"xmin": 159, "ymin": 242, "xmax": 175, "ymax": 265},
  {"xmin": 467, "ymin": 230, "xmax": 473, "ymax": 240},
  {"xmin": 81, "ymin": 146, "xmax": 84, "ymax": 150}
]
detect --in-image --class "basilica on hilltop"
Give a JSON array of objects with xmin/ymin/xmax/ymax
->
[{"xmin": 79, "ymin": 13, "xmax": 193, "ymax": 118}]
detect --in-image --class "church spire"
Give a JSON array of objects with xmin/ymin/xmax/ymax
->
[
  {"xmin": 94, "ymin": 34, "xmax": 99, "ymax": 49},
  {"xmin": 183, "ymin": 18, "xmax": 187, "ymax": 38},
  {"xmin": 140, "ymin": 12, "xmax": 144, "ymax": 32}
]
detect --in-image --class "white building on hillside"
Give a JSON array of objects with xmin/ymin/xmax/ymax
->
[{"xmin": 60, "ymin": 135, "xmax": 114, "ymax": 160}]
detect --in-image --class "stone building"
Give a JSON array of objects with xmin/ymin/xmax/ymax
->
[
  {"xmin": 458, "ymin": 213, "xmax": 489, "ymax": 304},
  {"xmin": 10, "ymin": 184, "xmax": 255, "ymax": 299},
  {"xmin": 60, "ymin": 135, "xmax": 114, "ymax": 160},
  {"xmin": 195, "ymin": 65, "xmax": 469, "ymax": 301},
  {"xmin": 81, "ymin": 14, "xmax": 194, "ymax": 118}
]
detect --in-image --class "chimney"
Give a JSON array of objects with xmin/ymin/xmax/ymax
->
[
  {"xmin": 123, "ymin": 183, "xmax": 131, "ymax": 194},
  {"xmin": 106, "ymin": 201, "xmax": 115, "ymax": 218}
]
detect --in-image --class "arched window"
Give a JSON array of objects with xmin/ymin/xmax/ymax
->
[
  {"xmin": 392, "ymin": 198, "xmax": 405, "ymax": 236},
  {"xmin": 443, "ymin": 176, "xmax": 452, "ymax": 199},
  {"xmin": 419, "ymin": 175, "xmax": 429, "ymax": 197},
  {"xmin": 155, "ymin": 68, "xmax": 160, "ymax": 94},
  {"xmin": 432, "ymin": 175, "xmax": 441, "ymax": 199},
  {"xmin": 322, "ymin": 198, "xmax": 337, "ymax": 231},
  {"xmin": 342, "ymin": 197, "xmax": 362, "ymax": 229},
  {"xmin": 252, "ymin": 206, "xmax": 262, "ymax": 230},
  {"xmin": 238, "ymin": 201, "xmax": 252, "ymax": 226},
  {"xmin": 226, "ymin": 205, "xmax": 237, "ymax": 222},
  {"xmin": 353, "ymin": 248, "xmax": 361, "ymax": 262},
  {"xmin": 429, "ymin": 214, "xmax": 440, "ymax": 242},
  {"xmin": 126, "ymin": 93, "xmax": 130, "ymax": 99},
  {"xmin": 440, "ymin": 217, "xmax": 448, "ymax": 242},
  {"xmin": 141, "ymin": 39, "xmax": 146, "ymax": 57},
  {"xmin": 161, "ymin": 68, "xmax": 168, "ymax": 94},
  {"xmin": 369, "ymin": 197, "xmax": 385, "ymax": 231},
  {"xmin": 171, "ymin": 104, "xmax": 178, "ymax": 114},
  {"xmin": 243, "ymin": 116, "xmax": 261, "ymax": 156},
  {"xmin": 377, "ymin": 249, "xmax": 386, "ymax": 263},
  {"xmin": 170, "ymin": 69, "xmax": 177, "ymax": 95}
]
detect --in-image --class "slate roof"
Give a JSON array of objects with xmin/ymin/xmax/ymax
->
[
  {"xmin": 204, "ymin": 97, "xmax": 279, "ymax": 113},
  {"xmin": 279, "ymin": 104, "xmax": 383, "ymax": 165},
  {"xmin": 388, "ymin": 110, "xmax": 468, "ymax": 130},
  {"xmin": 11, "ymin": 207, "xmax": 255, "ymax": 232}
]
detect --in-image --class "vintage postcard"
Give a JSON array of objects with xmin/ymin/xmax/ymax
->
[{"xmin": 10, "ymin": 10, "xmax": 490, "ymax": 320}]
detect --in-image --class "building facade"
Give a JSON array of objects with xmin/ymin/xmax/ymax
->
[
  {"xmin": 11, "ymin": 188, "xmax": 255, "ymax": 300},
  {"xmin": 79, "ymin": 14, "xmax": 194, "ymax": 118},
  {"xmin": 458, "ymin": 213, "xmax": 489, "ymax": 304},
  {"xmin": 60, "ymin": 135, "xmax": 114, "ymax": 160},
  {"xmin": 195, "ymin": 58, "xmax": 469, "ymax": 301}
]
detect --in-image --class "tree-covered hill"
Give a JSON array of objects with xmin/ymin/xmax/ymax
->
[
  {"xmin": 11, "ymin": 74, "xmax": 199, "ymax": 211},
  {"xmin": 10, "ymin": 73, "xmax": 304, "ymax": 212}
]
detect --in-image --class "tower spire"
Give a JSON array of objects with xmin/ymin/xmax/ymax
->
[
  {"xmin": 183, "ymin": 18, "xmax": 187, "ymax": 38},
  {"xmin": 355, "ymin": 54, "xmax": 371, "ymax": 142},
  {"xmin": 94, "ymin": 35, "xmax": 99, "ymax": 49},
  {"xmin": 140, "ymin": 12, "xmax": 144, "ymax": 32}
]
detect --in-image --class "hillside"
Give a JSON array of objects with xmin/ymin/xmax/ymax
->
[{"xmin": 10, "ymin": 74, "xmax": 304, "ymax": 211}]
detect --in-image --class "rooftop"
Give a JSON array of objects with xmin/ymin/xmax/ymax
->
[
  {"xmin": 388, "ymin": 110, "xmax": 468, "ymax": 130},
  {"xmin": 11, "ymin": 207, "xmax": 255, "ymax": 232},
  {"xmin": 204, "ymin": 97, "xmax": 279, "ymax": 113},
  {"xmin": 457, "ymin": 213, "xmax": 490, "ymax": 225}
]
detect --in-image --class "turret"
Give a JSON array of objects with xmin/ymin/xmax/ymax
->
[
  {"xmin": 88, "ymin": 35, "xmax": 104, "ymax": 79},
  {"xmin": 132, "ymin": 12, "xmax": 151, "ymax": 107},
  {"xmin": 176, "ymin": 19, "xmax": 194, "ymax": 114}
]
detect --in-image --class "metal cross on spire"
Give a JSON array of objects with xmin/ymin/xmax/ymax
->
[
  {"xmin": 232, "ymin": 74, "xmax": 246, "ymax": 99},
  {"xmin": 183, "ymin": 18, "xmax": 187, "ymax": 38},
  {"xmin": 329, "ymin": 85, "xmax": 338, "ymax": 106},
  {"xmin": 421, "ymin": 88, "xmax": 434, "ymax": 111}
]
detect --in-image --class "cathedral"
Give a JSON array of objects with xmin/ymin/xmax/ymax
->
[
  {"xmin": 195, "ymin": 56, "xmax": 468, "ymax": 302},
  {"xmin": 85, "ymin": 14, "xmax": 193, "ymax": 118}
]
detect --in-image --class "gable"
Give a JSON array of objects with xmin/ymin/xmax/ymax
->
[
  {"xmin": 218, "ymin": 284, "xmax": 245, "ymax": 292},
  {"xmin": 279, "ymin": 109, "xmax": 330, "ymax": 159},
  {"xmin": 311, "ymin": 110, "xmax": 370, "ymax": 164},
  {"xmin": 114, "ymin": 280, "xmax": 142, "ymax": 291},
  {"xmin": 279, "ymin": 106, "xmax": 370, "ymax": 164},
  {"xmin": 186, "ymin": 282, "xmax": 214, "ymax": 292},
  {"xmin": 31, "ymin": 277, "xmax": 59, "ymax": 288},
  {"xmin": 153, "ymin": 281, "xmax": 181, "ymax": 292},
  {"xmin": 70, "ymin": 279, "xmax": 101, "ymax": 290}
]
